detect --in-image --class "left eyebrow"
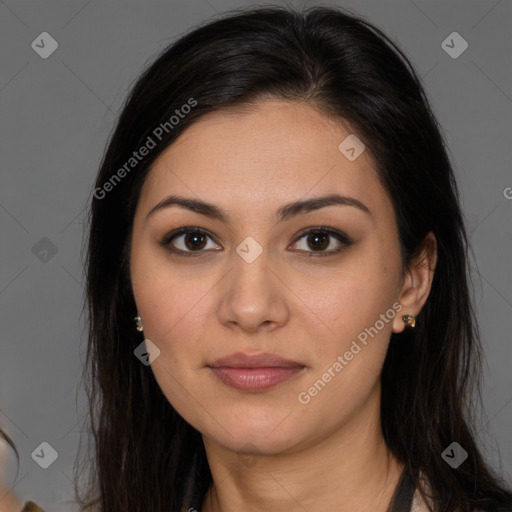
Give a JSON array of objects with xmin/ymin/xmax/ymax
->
[{"xmin": 145, "ymin": 193, "xmax": 372, "ymax": 223}]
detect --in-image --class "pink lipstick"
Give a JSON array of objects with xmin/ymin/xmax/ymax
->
[{"xmin": 207, "ymin": 352, "xmax": 306, "ymax": 392}]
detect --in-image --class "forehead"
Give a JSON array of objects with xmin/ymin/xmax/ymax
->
[{"xmin": 137, "ymin": 100, "xmax": 390, "ymax": 221}]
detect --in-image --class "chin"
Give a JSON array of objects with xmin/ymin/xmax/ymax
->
[
  {"xmin": 199, "ymin": 408, "xmax": 307, "ymax": 454},
  {"xmin": 215, "ymin": 426, "xmax": 301, "ymax": 456}
]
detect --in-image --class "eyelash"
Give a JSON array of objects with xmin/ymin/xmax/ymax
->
[{"xmin": 158, "ymin": 225, "xmax": 353, "ymax": 258}]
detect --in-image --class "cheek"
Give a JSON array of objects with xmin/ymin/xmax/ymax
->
[
  {"xmin": 294, "ymin": 250, "xmax": 400, "ymax": 348},
  {"xmin": 292, "ymin": 259, "xmax": 402, "ymax": 418},
  {"xmin": 129, "ymin": 243, "xmax": 210, "ymax": 367},
  {"xmin": 131, "ymin": 235, "xmax": 193, "ymax": 322},
  {"xmin": 133, "ymin": 274, "xmax": 210, "ymax": 360},
  {"xmin": 132, "ymin": 263, "xmax": 212, "ymax": 423},
  {"xmin": 291, "ymin": 270, "xmax": 400, "ymax": 427}
]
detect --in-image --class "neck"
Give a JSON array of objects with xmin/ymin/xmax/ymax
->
[{"xmin": 201, "ymin": 387, "xmax": 403, "ymax": 512}]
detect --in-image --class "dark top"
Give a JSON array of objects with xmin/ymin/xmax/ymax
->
[{"xmin": 20, "ymin": 501, "xmax": 45, "ymax": 512}]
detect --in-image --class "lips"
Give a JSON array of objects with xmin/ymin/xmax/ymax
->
[
  {"xmin": 207, "ymin": 352, "xmax": 306, "ymax": 392},
  {"xmin": 209, "ymin": 352, "xmax": 304, "ymax": 368}
]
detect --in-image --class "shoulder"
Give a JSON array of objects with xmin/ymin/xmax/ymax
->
[{"xmin": 411, "ymin": 489, "xmax": 502, "ymax": 512}]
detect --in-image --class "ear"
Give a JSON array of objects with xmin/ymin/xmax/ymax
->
[{"xmin": 392, "ymin": 232, "xmax": 437, "ymax": 334}]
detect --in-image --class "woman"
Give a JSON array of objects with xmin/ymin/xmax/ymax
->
[{"xmin": 77, "ymin": 5, "xmax": 512, "ymax": 512}]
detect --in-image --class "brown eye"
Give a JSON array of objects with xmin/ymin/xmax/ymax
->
[
  {"xmin": 183, "ymin": 231, "xmax": 207, "ymax": 251},
  {"xmin": 306, "ymin": 232, "xmax": 330, "ymax": 251},
  {"xmin": 290, "ymin": 227, "xmax": 352, "ymax": 257},
  {"xmin": 160, "ymin": 227, "xmax": 221, "ymax": 256}
]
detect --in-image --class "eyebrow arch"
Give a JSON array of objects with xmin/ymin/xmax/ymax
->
[{"xmin": 146, "ymin": 193, "xmax": 371, "ymax": 223}]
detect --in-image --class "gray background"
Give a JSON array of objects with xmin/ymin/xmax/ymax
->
[{"xmin": 0, "ymin": 0, "xmax": 511, "ymax": 510}]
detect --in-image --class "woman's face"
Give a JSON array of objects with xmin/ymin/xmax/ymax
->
[{"xmin": 130, "ymin": 100, "xmax": 409, "ymax": 455}]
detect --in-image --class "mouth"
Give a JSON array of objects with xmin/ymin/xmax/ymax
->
[{"xmin": 207, "ymin": 352, "xmax": 306, "ymax": 392}]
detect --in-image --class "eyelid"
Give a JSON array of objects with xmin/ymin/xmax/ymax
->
[
  {"xmin": 158, "ymin": 226, "xmax": 220, "ymax": 254},
  {"xmin": 292, "ymin": 225, "xmax": 352, "ymax": 245},
  {"xmin": 288, "ymin": 226, "xmax": 352, "ymax": 257},
  {"xmin": 159, "ymin": 225, "xmax": 352, "ymax": 257}
]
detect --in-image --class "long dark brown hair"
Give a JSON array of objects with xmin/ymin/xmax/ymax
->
[{"xmin": 76, "ymin": 5, "xmax": 512, "ymax": 512}]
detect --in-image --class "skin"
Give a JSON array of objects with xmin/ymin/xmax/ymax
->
[
  {"xmin": 0, "ymin": 439, "xmax": 23, "ymax": 512},
  {"xmin": 129, "ymin": 100, "xmax": 437, "ymax": 512},
  {"xmin": 0, "ymin": 487, "xmax": 22, "ymax": 512}
]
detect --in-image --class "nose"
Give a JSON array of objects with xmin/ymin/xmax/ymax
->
[{"xmin": 216, "ymin": 246, "xmax": 290, "ymax": 334}]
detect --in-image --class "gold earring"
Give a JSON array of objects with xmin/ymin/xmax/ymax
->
[
  {"xmin": 134, "ymin": 315, "xmax": 144, "ymax": 332},
  {"xmin": 402, "ymin": 314, "xmax": 416, "ymax": 328}
]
